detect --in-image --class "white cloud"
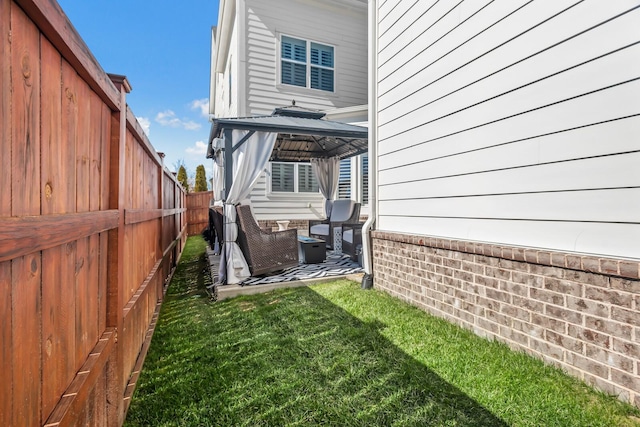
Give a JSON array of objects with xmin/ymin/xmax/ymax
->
[
  {"xmin": 137, "ymin": 116, "xmax": 151, "ymax": 136},
  {"xmin": 190, "ymin": 98, "xmax": 210, "ymax": 118},
  {"xmin": 155, "ymin": 110, "xmax": 201, "ymax": 130},
  {"xmin": 185, "ymin": 140, "xmax": 208, "ymax": 156}
]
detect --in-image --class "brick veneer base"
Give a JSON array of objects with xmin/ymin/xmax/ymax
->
[{"xmin": 371, "ymin": 231, "xmax": 640, "ymax": 408}]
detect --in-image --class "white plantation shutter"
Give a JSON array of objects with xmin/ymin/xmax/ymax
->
[
  {"xmin": 338, "ymin": 158, "xmax": 351, "ymax": 199},
  {"xmin": 271, "ymin": 163, "xmax": 294, "ymax": 192},
  {"xmin": 310, "ymin": 42, "xmax": 334, "ymax": 92},
  {"xmin": 298, "ymin": 164, "xmax": 319, "ymax": 193},
  {"xmin": 361, "ymin": 154, "xmax": 368, "ymax": 205},
  {"xmin": 281, "ymin": 36, "xmax": 307, "ymax": 87}
]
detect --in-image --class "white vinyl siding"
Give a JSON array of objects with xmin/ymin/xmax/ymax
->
[
  {"xmin": 375, "ymin": 1, "xmax": 640, "ymax": 259},
  {"xmin": 244, "ymin": 0, "xmax": 367, "ymax": 116}
]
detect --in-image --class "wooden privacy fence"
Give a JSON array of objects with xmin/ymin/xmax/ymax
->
[
  {"xmin": 186, "ymin": 191, "xmax": 213, "ymax": 236},
  {"xmin": 0, "ymin": 0, "xmax": 187, "ymax": 425}
]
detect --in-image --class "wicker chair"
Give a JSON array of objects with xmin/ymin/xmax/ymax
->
[
  {"xmin": 342, "ymin": 222, "xmax": 363, "ymax": 262},
  {"xmin": 309, "ymin": 200, "xmax": 361, "ymax": 249},
  {"xmin": 236, "ymin": 205, "xmax": 299, "ymax": 276}
]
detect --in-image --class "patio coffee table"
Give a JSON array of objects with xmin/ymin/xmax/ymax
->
[{"xmin": 297, "ymin": 236, "xmax": 326, "ymax": 264}]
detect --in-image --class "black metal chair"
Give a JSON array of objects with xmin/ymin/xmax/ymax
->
[{"xmin": 308, "ymin": 200, "xmax": 360, "ymax": 249}]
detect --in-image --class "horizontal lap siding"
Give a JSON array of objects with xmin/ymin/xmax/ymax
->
[
  {"xmin": 245, "ymin": 0, "xmax": 367, "ymax": 116},
  {"xmin": 376, "ymin": 0, "xmax": 640, "ymax": 259}
]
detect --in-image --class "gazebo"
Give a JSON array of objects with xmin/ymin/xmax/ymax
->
[{"xmin": 206, "ymin": 107, "xmax": 368, "ymax": 285}]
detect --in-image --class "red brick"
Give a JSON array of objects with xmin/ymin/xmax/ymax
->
[
  {"xmin": 546, "ymin": 305, "xmax": 583, "ymax": 324},
  {"xmin": 550, "ymin": 253, "xmax": 566, "ymax": 267},
  {"xmin": 501, "ymin": 303, "xmax": 531, "ymax": 322},
  {"xmin": 619, "ymin": 262, "xmax": 640, "ymax": 280},
  {"xmin": 486, "ymin": 288, "xmax": 511, "ymax": 304},
  {"xmin": 513, "ymin": 248, "xmax": 526, "ymax": 262},
  {"xmin": 600, "ymin": 259, "xmax": 620, "ymax": 275},
  {"xmin": 513, "ymin": 295, "xmax": 544, "ymax": 313},
  {"xmin": 530, "ymin": 338, "xmax": 564, "ymax": 361},
  {"xmin": 476, "ymin": 296, "xmax": 501, "ymax": 312},
  {"xmin": 512, "ymin": 272, "xmax": 544, "ymax": 288},
  {"xmin": 566, "ymin": 296, "xmax": 609, "ymax": 318},
  {"xmin": 565, "ymin": 352, "xmax": 609, "ymax": 379},
  {"xmin": 611, "ymin": 368, "xmax": 637, "ymax": 390},
  {"xmin": 584, "ymin": 316, "xmax": 633, "ymax": 340},
  {"xmin": 475, "ymin": 275, "xmax": 500, "ymax": 289},
  {"xmin": 530, "ymin": 288, "xmax": 564, "ymax": 306},
  {"xmin": 501, "ymin": 247, "xmax": 514, "ymax": 260},
  {"xmin": 544, "ymin": 277, "xmax": 582, "ymax": 297},
  {"xmin": 610, "ymin": 277, "xmax": 640, "ymax": 293},
  {"xmin": 523, "ymin": 250, "xmax": 538, "ymax": 264},
  {"xmin": 612, "ymin": 338, "xmax": 640, "ymax": 359},
  {"xmin": 582, "ymin": 257, "xmax": 600, "ymax": 273},
  {"xmin": 586, "ymin": 345, "xmax": 634, "ymax": 372},
  {"xmin": 566, "ymin": 255, "xmax": 582, "ymax": 270},
  {"xmin": 585, "ymin": 286, "xmax": 633, "ymax": 309},
  {"xmin": 486, "ymin": 266, "xmax": 512, "ymax": 281},
  {"xmin": 537, "ymin": 252, "xmax": 551, "ymax": 266},
  {"xmin": 563, "ymin": 269, "xmax": 609, "ymax": 287},
  {"xmin": 532, "ymin": 313, "xmax": 567, "ymax": 334},
  {"xmin": 567, "ymin": 325, "xmax": 610, "ymax": 349},
  {"xmin": 547, "ymin": 330, "xmax": 584, "ymax": 353}
]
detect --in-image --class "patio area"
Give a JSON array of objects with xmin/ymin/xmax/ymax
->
[{"xmin": 206, "ymin": 240, "xmax": 364, "ymax": 301}]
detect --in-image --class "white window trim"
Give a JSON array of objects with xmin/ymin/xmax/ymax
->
[
  {"xmin": 267, "ymin": 162, "xmax": 321, "ymax": 197},
  {"xmin": 277, "ymin": 33, "xmax": 337, "ymax": 94}
]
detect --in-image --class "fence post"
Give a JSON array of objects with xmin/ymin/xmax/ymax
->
[{"xmin": 106, "ymin": 74, "xmax": 131, "ymax": 426}]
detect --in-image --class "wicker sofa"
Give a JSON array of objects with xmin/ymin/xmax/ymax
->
[{"xmin": 235, "ymin": 205, "xmax": 299, "ymax": 276}]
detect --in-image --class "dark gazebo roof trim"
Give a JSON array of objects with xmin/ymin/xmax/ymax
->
[{"xmin": 208, "ymin": 112, "xmax": 368, "ymax": 163}]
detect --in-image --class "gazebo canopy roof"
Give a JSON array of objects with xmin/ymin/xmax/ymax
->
[{"xmin": 207, "ymin": 107, "xmax": 368, "ymax": 162}]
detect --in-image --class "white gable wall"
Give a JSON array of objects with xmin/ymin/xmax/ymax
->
[
  {"xmin": 243, "ymin": 0, "xmax": 368, "ymax": 221},
  {"xmin": 375, "ymin": 0, "xmax": 640, "ymax": 259}
]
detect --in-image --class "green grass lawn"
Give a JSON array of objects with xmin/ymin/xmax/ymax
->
[{"xmin": 124, "ymin": 236, "xmax": 640, "ymax": 427}]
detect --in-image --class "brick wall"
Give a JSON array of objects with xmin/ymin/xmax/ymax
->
[
  {"xmin": 371, "ymin": 231, "xmax": 640, "ymax": 407},
  {"xmin": 258, "ymin": 219, "xmax": 310, "ymax": 233}
]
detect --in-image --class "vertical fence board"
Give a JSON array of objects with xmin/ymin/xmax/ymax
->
[
  {"xmin": 61, "ymin": 59, "xmax": 78, "ymax": 214},
  {"xmin": 76, "ymin": 77, "xmax": 91, "ymax": 213},
  {"xmin": 75, "ymin": 237, "xmax": 90, "ymax": 369},
  {"xmin": 0, "ymin": 2, "xmax": 11, "ymax": 423},
  {"xmin": 1, "ymin": 0, "xmax": 11, "ymax": 215},
  {"xmin": 11, "ymin": 3, "xmax": 40, "ymax": 217},
  {"xmin": 11, "ymin": 254, "xmax": 42, "ymax": 426},
  {"xmin": 0, "ymin": 261, "xmax": 11, "ymax": 426},
  {"xmin": 41, "ymin": 245, "xmax": 75, "ymax": 422}
]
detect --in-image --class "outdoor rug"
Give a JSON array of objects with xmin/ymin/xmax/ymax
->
[{"xmin": 241, "ymin": 251, "xmax": 363, "ymax": 286}]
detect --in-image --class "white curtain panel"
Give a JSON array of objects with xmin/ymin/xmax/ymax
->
[
  {"xmin": 212, "ymin": 137, "xmax": 225, "ymax": 204},
  {"xmin": 311, "ymin": 156, "xmax": 340, "ymax": 218},
  {"xmin": 223, "ymin": 129, "xmax": 277, "ymax": 284}
]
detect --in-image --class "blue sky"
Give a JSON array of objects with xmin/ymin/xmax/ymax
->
[{"xmin": 57, "ymin": 0, "xmax": 220, "ymax": 180}]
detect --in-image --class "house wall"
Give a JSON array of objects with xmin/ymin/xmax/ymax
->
[
  {"xmin": 239, "ymin": 0, "xmax": 368, "ymax": 221},
  {"xmin": 372, "ymin": 0, "xmax": 640, "ymax": 407},
  {"xmin": 212, "ymin": 13, "xmax": 239, "ymax": 118},
  {"xmin": 244, "ymin": 0, "xmax": 368, "ymax": 116}
]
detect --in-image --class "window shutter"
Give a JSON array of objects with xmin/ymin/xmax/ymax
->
[
  {"xmin": 338, "ymin": 158, "xmax": 351, "ymax": 199},
  {"xmin": 310, "ymin": 42, "xmax": 334, "ymax": 92},
  {"xmin": 361, "ymin": 154, "xmax": 368, "ymax": 205},
  {"xmin": 281, "ymin": 36, "xmax": 307, "ymax": 87},
  {"xmin": 298, "ymin": 164, "xmax": 319, "ymax": 193},
  {"xmin": 272, "ymin": 163, "xmax": 294, "ymax": 192}
]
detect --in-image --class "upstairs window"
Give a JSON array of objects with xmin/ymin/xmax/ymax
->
[{"xmin": 281, "ymin": 36, "xmax": 334, "ymax": 92}]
